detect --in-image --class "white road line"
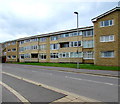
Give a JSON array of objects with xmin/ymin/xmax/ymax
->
[
  {"xmin": 0, "ymin": 81, "xmax": 31, "ymax": 104},
  {"xmin": 59, "ymin": 70, "xmax": 119, "ymax": 79},
  {"xmin": 32, "ymin": 70, "xmax": 53, "ymax": 75},
  {"xmin": 65, "ymin": 76, "xmax": 119, "ymax": 86}
]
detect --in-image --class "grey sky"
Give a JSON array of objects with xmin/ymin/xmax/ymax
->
[{"xmin": 0, "ymin": 0, "xmax": 119, "ymax": 42}]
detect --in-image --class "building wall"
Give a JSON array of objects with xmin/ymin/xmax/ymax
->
[
  {"xmin": 118, "ymin": 10, "xmax": 120, "ymax": 66},
  {"xmin": 6, "ymin": 41, "xmax": 18, "ymax": 62},
  {"xmin": 93, "ymin": 11, "xmax": 119, "ymax": 66},
  {"xmin": 18, "ymin": 27, "xmax": 94, "ymax": 63}
]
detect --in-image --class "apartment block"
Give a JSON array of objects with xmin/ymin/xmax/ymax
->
[
  {"xmin": 18, "ymin": 26, "xmax": 94, "ymax": 63},
  {"xmin": 92, "ymin": 7, "xmax": 120, "ymax": 66},
  {"xmin": 3, "ymin": 41, "xmax": 19, "ymax": 62},
  {"xmin": 1, "ymin": 6, "xmax": 120, "ymax": 66}
]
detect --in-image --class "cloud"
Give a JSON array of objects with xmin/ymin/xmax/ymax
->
[{"xmin": 0, "ymin": 0, "xmax": 118, "ymax": 43}]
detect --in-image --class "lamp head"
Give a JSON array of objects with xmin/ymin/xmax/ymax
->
[{"xmin": 74, "ymin": 12, "xmax": 78, "ymax": 14}]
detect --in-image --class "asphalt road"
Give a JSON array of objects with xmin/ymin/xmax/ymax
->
[
  {"xmin": 2, "ymin": 86, "xmax": 22, "ymax": 103},
  {"xmin": 2, "ymin": 73, "xmax": 65, "ymax": 103},
  {"xmin": 2, "ymin": 64, "xmax": 119, "ymax": 102}
]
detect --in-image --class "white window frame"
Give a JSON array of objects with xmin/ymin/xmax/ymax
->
[
  {"xmin": 11, "ymin": 41, "xmax": 16, "ymax": 45},
  {"xmin": 24, "ymin": 54, "xmax": 30, "ymax": 58},
  {"xmin": 8, "ymin": 49, "xmax": 11, "ymax": 52},
  {"xmin": 12, "ymin": 55, "xmax": 16, "ymax": 59},
  {"xmin": 100, "ymin": 35, "xmax": 114, "ymax": 42},
  {"xmin": 31, "ymin": 45, "xmax": 38, "ymax": 50},
  {"xmin": 83, "ymin": 40, "xmax": 94, "ymax": 48},
  {"xmin": 20, "ymin": 54, "xmax": 24, "ymax": 59},
  {"xmin": 83, "ymin": 52, "xmax": 94, "ymax": 59},
  {"xmin": 50, "ymin": 53, "xmax": 59, "ymax": 59},
  {"xmin": 8, "ymin": 43, "xmax": 10, "ymax": 46},
  {"xmin": 40, "ymin": 37, "xmax": 46, "ymax": 42},
  {"xmin": 100, "ymin": 20, "xmax": 114, "ymax": 27},
  {"xmin": 51, "ymin": 36, "xmax": 58, "ymax": 41},
  {"xmin": 70, "ymin": 41, "xmax": 82, "ymax": 47},
  {"xmin": 12, "ymin": 48, "xmax": 16, "ymax": 51},
  {"xmin": 101, "ymin": 51, "xmax": 114, "ymax": 58},
  {"xmin": 70, "ymin": 52, "xmax": 83, "ymax": 58},
  {"xmin": 59, "ymin": 52, "xmax": 70, "ymax": 58},
  {"xmin": 7, "ymin": 56, "xmax": 11, "ymax": 59},
  {"xmin": 39, "ymin": 53, "xmax": 46, "ymax": 59},
  {"xmin": 39, "ymin": 44, "xmax": 46, "ymax": 50},
  {"xmin": 50, "ymin": 44, "xmax": 59, "ymax": 50}
]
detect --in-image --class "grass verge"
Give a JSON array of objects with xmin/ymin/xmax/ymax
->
[{"xmin": 8, "ymin": 62, "xmax": 119, "ymax": 71}]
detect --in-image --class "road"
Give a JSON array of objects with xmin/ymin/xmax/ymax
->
[{"xmin": 1, "ymin": 63, "xmax": 119, "ymax": 103}]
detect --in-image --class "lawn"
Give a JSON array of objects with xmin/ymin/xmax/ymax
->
[{"xmin": 10, "ymin": 62, "xmax": 119, "ymax": 71}]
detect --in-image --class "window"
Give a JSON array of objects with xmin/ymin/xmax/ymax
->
[
  {"xmin": 50, "ymin": 44, "xmax": 59, "ymax": 50},
  {"xmin": 70, "ymin": 52, "xmax": 83, "ymax": 58},
  {"xmin": 31, "ymin": 54, "xmax": 38, "ymax": 58},
  {"xmin": 8, "ymin": 43, "xmax": 10, "ymax": 46},
  {"xmin": 69, "ymin": 32, "xmax": 82, "ymax": 37},
  {"xmin": 24, "ymin": 54, "xmax": 30, "ymax": 58},
  {"xmin": 51, "ymin": 36, "xmax": 58, "ymax": 41},
  {"xmin": 100, "ymin": 20, "xmax": 114, "ymax": 27},
  {"xmin": 19, "ymin": 47, "xmax": 24, "ymax": 52},
  {"xmin": 83, "ymin": 52, "xmax": 94, "ymax": 59},
  {"xmin": 24, "ymin": 46, "xmax": 30, "ymax": 51},
  {"xmin": 101, "ymin": 51, "xmax": 114, "ymax": 58},
  {"xmin": 8, "ymin": 49, "xmax": 11, "ymax": 52},
  {"xmin": 3, "ymin": 52, "xmax": 6, "ymax": 55},
  {"xmin": 20, "ymin": 54, "xmax": 24, "ymax": 59},
  {"xmin": 19, "ymin": 41, "xmax": 24, "ymax": 45},
  {"xmin": 59, "ymin": 52, "xmax": 70, "ymax": 58},
  {"xmin": 11, "ymin": 42, "xmax": 15, "ymax": 45},
  {"xmin": 24, "ymin": 39, "xmax": 30, "ymax": 43},
  {"xmin": 30, "ymin": 38, "xmax": 38, "ymax": 42},
  {"xmin": 83, "ymin": 40, "xmax": 94, "ymax": 48},
  {"xmin": 100, "ymin": 35, "xmax": 114, "ymax": 42},
  {"xmin": 12, "ymin": 48, "xmax": 16, "ymax": 51},
  {"xmin": 50, "ymin": 53, "xmax": 59, "ymax": 59},
  {"xmin": 70, "ymin": 41, "xmax": 82, "ymax": 47},
  {"xmin": 82, "ymin": 30, "xmax": 93, "ymax": 37},
  {"xmin": 12, "ymin": 55, "xmax": 16, "ymax": 59},
  {"xmin": 39, "ymin": 53, "xmax": 46, "ymax": 59},
  {"xmin": 7, "ymin": 56, "xmax": 11, "ymax": 59},
  {"xmin": 60, "ymin": 34, "xmax": 70, "ymax": 38},
  {"xmin": 39, "ymin": 44, "xmax": 46, "ymax": 50},
  {"xmin": 59, "ymin": 42, "xmax": 69, "ymax": 48},
  {"xmin": 31, "ymin": 45, "xmax": 38, "ymax": 50},
  {"xmin": 40, "ymin": 37, "xmax": 46, "ymax": 42}
]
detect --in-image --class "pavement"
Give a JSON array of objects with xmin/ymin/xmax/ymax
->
[
  {"xmin": 1, "ymin": 64, "xmax": 119, "ymax": 103},
  {"xmin": 2, "ymin": 72, "xmax": 100, "ymax": 103},
  {"xmin": 10, "ymin": 64, "xmax": 119, "ymax": 78},
  {"xmin": 2, "ymin": 73, "xmax": 66, "ymax": 103}
]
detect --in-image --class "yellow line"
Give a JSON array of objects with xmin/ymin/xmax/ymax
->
[
  {"xmin": 2, "ymin": 71, "xmax": 100, "ymax": 102},
  {"xmin": 0, "ymin": 81, "xmax": 31, "ymax": 104}
]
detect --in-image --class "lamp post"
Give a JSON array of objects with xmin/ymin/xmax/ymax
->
[{"xmin": 74, "ymin": 11, "xmax": 79, "ymax": 69}]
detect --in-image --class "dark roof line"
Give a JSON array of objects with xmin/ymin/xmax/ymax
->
[
  {"xmin": 2, "ymin": 26, "xmax": 93, "ymax": 43},
  {"xmin": 92, "ymin": 6, "xmax": 120, "ymax": 22}
]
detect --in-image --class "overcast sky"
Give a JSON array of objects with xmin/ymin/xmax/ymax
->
[{"xmin": 0, "ymin": 0, "xmax": 119, "ymax": 42}]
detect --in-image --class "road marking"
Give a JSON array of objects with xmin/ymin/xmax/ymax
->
[
  {"xmin": 56, "ymin": 69, "xmax": 119, "ymax": 79},
  {"xmin": 0, "ymin": 81, "xmax": 30, "ymax": 104},
  {"xmin": 65, "ymin": 76, "xmax": 119, "ymax": 86},
  {"xmin": 2, "ymin": 71, "xmax": 100, "ymax": 102},
  {"xmin": 32, "ymin": 70, "xmax": 53, "ymax": 76}
]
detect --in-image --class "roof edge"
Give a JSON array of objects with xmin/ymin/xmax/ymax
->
[{"xmin": 92, "ymin": 6, "xmax": 120, "ymax": 22}]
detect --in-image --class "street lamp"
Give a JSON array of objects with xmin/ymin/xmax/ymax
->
[{"xmin": 74, "ymin": 11, "xmax": 79, "ymax": 69}]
